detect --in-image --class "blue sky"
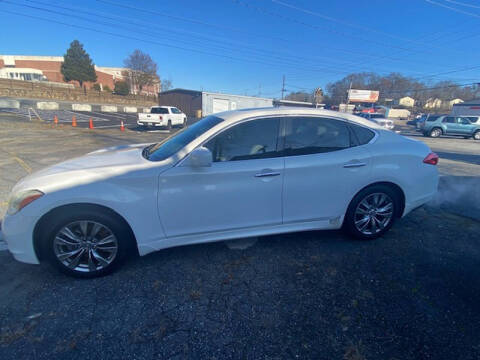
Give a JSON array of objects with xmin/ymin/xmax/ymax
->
[{"xmin": 1, "ymin": 0, "xmax": 480, "ymax": 98}]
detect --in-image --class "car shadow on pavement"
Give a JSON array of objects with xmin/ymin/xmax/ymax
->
[{"xmin": 435, "ymin": 151, "xmax": 480, "ymax": 166}]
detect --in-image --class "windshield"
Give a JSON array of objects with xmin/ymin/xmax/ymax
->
[{"xmin": 144, "ymin": 115, "xmax": 224, "ymax": 161}]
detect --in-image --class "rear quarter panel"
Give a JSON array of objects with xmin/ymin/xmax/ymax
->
[{"xmin": 367, "ymin": 131, "xmax": 438, "ymax": 215}]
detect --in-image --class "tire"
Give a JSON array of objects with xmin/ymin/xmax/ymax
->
[
  {"xmin": 474, "ymin": 130, "xmax": 480, "ymax": 140},
  {"xmin": 167, "ymin": 120, "xmax": 172, "ymax": 131},
  {"xmin": 344, "ymin": 185, "xmax": 400, "ymax": 240},
  {"xmin": 429, "ymin": 128, "xmax": 442, "ymax": 138},
  {"xmin": 40, "ymin": 207, "xmax": 135, "ymax": 278},
  {"xmin": 183, "ymin": 118, "xmax": 187, "ymax": 128}
]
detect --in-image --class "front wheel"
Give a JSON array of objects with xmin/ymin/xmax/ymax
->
[
  {"xmin": 344, "ymin": 185, "xmax": 399, "ymax": 240},
  {"xmin": 41, "ymin": 208, "xmax": 134, "ymax": 278},
  {"xmin": 474, "ymin": 130, "xmax": 480, "ymax": 140},
  {"xmin": 429, "ymin": 128, "xmax": 442, "ymax": 138}
]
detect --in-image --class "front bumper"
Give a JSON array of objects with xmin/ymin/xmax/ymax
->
[{"xmin": 1, "ymin": 212, "xmax": 40, "ymax": 264}]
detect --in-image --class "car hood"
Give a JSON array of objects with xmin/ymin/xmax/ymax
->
[{"xmin": 12, "ymin": 143, "xmax": 160, "ymax": 193}]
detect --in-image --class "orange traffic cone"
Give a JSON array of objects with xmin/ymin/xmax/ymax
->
[
  {"xmin": 72, "ymin": 115, "xmax": 77, "ymax": 127},
  {"xmin": 120, "ymin": 121, "xmax": 125, "ymax": 132},
  {"xmin": 89, "ymin": 117, "xmax": 94, "ymax": 129},
  {"xmin": 54, "ymin": 115, "xmax": 58, "ymax": 125}
]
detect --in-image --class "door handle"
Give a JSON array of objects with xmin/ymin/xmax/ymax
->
[
  {"xmin": 255, "ymin": 171, "xmax": 281, "ymax": 177},
  {"xmin": 343, "ymin": 162, "xmax": 366, "ymax": 168}
]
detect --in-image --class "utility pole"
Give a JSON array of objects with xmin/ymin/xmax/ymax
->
[
  {"xmin": 345, "ymin": 80, "xmax": 352, "ymax": 112},
  {"xmin": 281, "ymin": 75, "xmax": 286, "ymax": 99}
]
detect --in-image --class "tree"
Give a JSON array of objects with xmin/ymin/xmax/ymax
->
[
  {"xmin": 285, "ymin": 91, "xmax": 314, "ymax": 102},
  {"xmin": 123, "ymin": 50, "xmax": 159, "ymax": 93},
  {"xmin": 324, "ymin": 72, "xmax": 477, "ymax": 107},
  {"xmin": 161, "ymin": 78, "xmax": 173, "ymax": 92},
  {"xmin": 114, "ymin": 81, "xmax": 130, "ymax": 95},
  {"xmin": 61, "ymin": 40, "xmax": 97, "ymax": 88}
]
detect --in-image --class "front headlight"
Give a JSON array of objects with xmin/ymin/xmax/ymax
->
[{"xmin": 7, "ymin": 190, "xmax": 44, "ymax": 215}]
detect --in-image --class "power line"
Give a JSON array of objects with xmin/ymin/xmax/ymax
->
[
  {"xmin": 3, "ymin": 1, "xmax": 360, "ymax": 74},
  {"xmin": 271, "ymin": 0, "xmax": 447, "ymax": 50},
  {"xmin": 230, "ymin": 0, "xmax": 479, "ymax": 78},
  {"xmin": 232, "ymin": 0, "xmax": 438, "ymax": 55},
  {"xmin": 6, "ymin": 0, "xmax": 445, "ymax": 79},
  {"xmin": 445, "ymin": 0, "xmax": 480, "ymax": 9},
  {"xmin": 425, "ymin": 0, "xmax": 480, "ymax": 18}
]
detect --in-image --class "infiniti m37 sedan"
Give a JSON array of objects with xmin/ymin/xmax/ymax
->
[{"xmin": 2, "ymin": 108, "xmax": 439, "ymax": 277}]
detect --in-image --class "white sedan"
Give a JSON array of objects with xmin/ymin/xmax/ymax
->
[{"xmin": 2, "ymin": 108, "xmax": 439, "ymax": 277}]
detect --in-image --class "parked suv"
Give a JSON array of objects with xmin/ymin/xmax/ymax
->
[
  {"xmin": 423, "ymin": 115, "xmax": 480, "ymax": 140},
  {"xmin": 417, "ymin": 114, "xmax": 445, "ymax": 131}
]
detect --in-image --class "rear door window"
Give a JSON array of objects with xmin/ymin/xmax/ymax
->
[
  {"xmin": 284, "ymin": 117, "xmax": 351, "ymax": 156},
  {"xmin": 349, "ymin": 123, "xmax": 375, "ymax": 145}
]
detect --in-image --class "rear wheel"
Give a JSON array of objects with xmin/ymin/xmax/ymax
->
[
  {"xmin": 429, "ymin": 127, "xmax": 442, "ymax": 138},
  {"xmin": 167, "ymin": 120, "xmax": 172, "ymax": 131},
  {"xmin": 183, "ymin": 118, "xmax": 187, "ymax": 127},
  {"xmin": 474, "ymin": 130, "xmax": 480, "ymax": 140},
  {"xmin": 41, "ymin": 208, "xmax": 134, "ymax": 278},
  {"xmin": 344, "ymin": 185, "xmax": 399, "ymax": 240}
]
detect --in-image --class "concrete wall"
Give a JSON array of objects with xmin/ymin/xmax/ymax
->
[
  {"xmin": 0, "ymin": 98, "xmax": 19, "ymax": 109},
  {"xmin": 72, "ymin": 103, "xmax": 92, "ymax": 111},
  {"xmin": 123, "ymin": 106, "xmax": 137, "ymax": 113},
  {"xmin": 0, "ymin": 78, "xmax": 156, "ymax": 106},
  {"xmin": 36, "ymin": 101, "xmax": 59, "ymax": 110},
  {"xmin": 101, "ymin": 105, "xmax": 118, "ymax": 112}
]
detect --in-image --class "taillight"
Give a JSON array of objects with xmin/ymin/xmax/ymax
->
[
  {"xmin": 423, "ymin": 152, "xmax": 439, "ymax": 165},
  {"xmin": 159, "ymin": 116, "xmax": 163, "ymax": 120}
]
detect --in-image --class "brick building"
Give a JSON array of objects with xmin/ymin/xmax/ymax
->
[{"xmin": 0, "ymin": 55, "xmax": 160, "ymax": 96}]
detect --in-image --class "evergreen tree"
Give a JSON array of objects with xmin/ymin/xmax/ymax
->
[{"xmin": 61, "ymin": 40, "xmax": 97, "ymax": 88}]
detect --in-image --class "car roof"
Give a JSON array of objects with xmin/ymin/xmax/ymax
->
[{"xmin": 214, "ymin": 107, "xmax": 384, "ymax": 129}]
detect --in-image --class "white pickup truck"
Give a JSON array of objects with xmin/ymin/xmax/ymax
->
[{"xmin": 137, "ymin": 106, "xmax": 187, "ymax": 130}]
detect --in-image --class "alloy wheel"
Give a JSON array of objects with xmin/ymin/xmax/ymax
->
[
  {"xmin": 431, "ymin": 129, "xmax": 441, "ymax": 137},
  {"xmin": 53, "ymin": 221, "xmax": 118, "ymax": 272},
  {"xmin": 354, "ymin": 193, "xmax": 394, "ymax": 235}
]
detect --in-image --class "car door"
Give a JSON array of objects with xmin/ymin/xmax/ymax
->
[
  {"xmin": 171, "ymin": 107, "xmax": 182, "ymax": 126},
  {"xmin": 457, "ymin": 117, "xmax": 475, "ymax": 136},
  {"xmin": 157, "ymin": 117, "xmax": 283, "ymax": 237},
  {"xmin": 282, "ymin": 116, "xmax": 372, "ymax": 224},
  {"xmin": 442, "ymin": 116, "xmax": 458, "ymax": 134}
]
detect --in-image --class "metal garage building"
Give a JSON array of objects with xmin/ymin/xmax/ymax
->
[{"xmin": 158, "ymin": 88, "xmax": 273, "ymax": 117}]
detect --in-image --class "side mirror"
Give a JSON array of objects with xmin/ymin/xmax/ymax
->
[{"xmin": 187, "ymin": 147, "xmax": 212, "ymax": 167}]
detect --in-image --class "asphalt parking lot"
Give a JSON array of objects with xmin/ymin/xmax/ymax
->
[
  {"xmin": 0, "ymin": 114, "xmax": 479, "ymax": 359},
  {"xmin": 0, "ymin": 108, "xmax": 195, "ymax": 132}
]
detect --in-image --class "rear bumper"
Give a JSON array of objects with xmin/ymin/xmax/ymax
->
[
  {"xmin": 1, "ymin": 213, "xmax": 40, "ymax": 264},
  {"xmin": 137, "ymin": 120, "xmax": 166, "ymax": 127}
]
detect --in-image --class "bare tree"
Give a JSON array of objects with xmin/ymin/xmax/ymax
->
[
  {"xmin": 161, "ymin": 78, "xmax": 173, "ymax": 92},
  {"xmin": 123, "ymin": 50, "xmax": 159, "ymax": 94}
]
